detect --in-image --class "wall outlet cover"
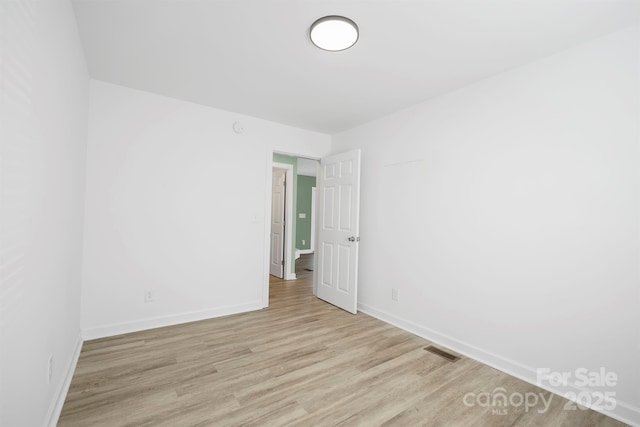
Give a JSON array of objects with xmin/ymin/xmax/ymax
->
[{"xmin": 144, "ymin": 290, "xmax": 154, "ymax": 302}]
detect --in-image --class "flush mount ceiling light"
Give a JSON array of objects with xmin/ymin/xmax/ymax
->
[{"xmin": 309, "ymin": 16, "xmax": 359, "ymax": 51}]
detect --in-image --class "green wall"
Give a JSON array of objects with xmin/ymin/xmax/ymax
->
[
  {"xmin": 296, "ymin": 175, "xmax": 316, "ymax": 250},
  {"xmin": 272, "ymin": 154, "xmax": 297, "ymax": 277}
]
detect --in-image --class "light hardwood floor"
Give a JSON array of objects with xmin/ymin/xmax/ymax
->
[{"xmin": 59, "ymin": 255, "xmax": 626, "ymax": 426}]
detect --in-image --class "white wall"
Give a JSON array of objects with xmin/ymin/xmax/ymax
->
[
  {"xmin": 333, "ymin": 26, "xmax": 640, "ymax": 424},
  {"xmin": 81, "ymin": 80, "xmax": 331, "ymax": 338},
  {"xmin": 0, "ymin": 1, "xmax": 89, "ymax": 426}
]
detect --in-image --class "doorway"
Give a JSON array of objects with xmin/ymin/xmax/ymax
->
[
  {"xmin": 267, "ymin": 154, "xmax": 319, "ymax": 303},
  {"xmin": 264, "ymin": 149, "xmax": 362, "ymax": 313}
]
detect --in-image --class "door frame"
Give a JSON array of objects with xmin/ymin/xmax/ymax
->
[
  {"xmin": 297, "ymin": 186, "xmax": 317, "ymax": 256},
  {"xmin": 263, "ymin": 151, "xmax": 320, "ymax": 308}
]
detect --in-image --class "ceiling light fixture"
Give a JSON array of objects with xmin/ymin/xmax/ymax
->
[{"xmin": 309, "ymin": 16, "xmax": 359, "ymax": 52}]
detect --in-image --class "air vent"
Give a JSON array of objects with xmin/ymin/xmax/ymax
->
[{"xmin": 424, "ymin": 345, "xmax": 460, "ymax": 362}]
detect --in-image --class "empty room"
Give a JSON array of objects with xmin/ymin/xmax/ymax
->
[{"xmin": 1, "ymin": 0, "xmax": 639, "ymax": 426}]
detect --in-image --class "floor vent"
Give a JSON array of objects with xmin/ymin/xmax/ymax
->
[
  {"xmin": 424, "ymin": 345, "xmax": 460, "ymax": 362},
  {"xmin": 304, "ymin": 268, "xmax": 314, "ymax": 271}
]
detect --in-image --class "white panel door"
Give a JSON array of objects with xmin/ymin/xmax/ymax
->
[
  {"xmin": 270, "ymin": 168, "xmax": 286, "ymax": 278},
  {"xmin": 316, "ymin": 149, "xmax": 361, "ymax": 314}
]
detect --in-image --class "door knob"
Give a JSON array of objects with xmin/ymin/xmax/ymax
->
[{"xmin": 348, "ymin": 236, "xmax": 360, "ymax": 242}]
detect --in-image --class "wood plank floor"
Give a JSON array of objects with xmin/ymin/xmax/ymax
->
[{"xmin": 59, "ymin": 255, "xmax": 626, "ymax": 426}]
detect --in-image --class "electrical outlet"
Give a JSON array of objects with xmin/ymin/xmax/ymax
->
[
  {"xmin": 302, "ymin": 239, "xmax": 306, "ymax": 246},
  {"xmin": 144, "ymin": 290, "xmax": 154, "ymax": 303},
  {"xmin": 391, "ymin": 288, "xmax": 399, "ymax": 302},
  {"xmin": 47, "ymin": 355, "xmax": 53, "ymax": 384}
]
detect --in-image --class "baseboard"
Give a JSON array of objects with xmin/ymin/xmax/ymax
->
[
  {"xmin": 607, "ymin": 401, "xmax": 640, "ymax": 427},
  {"xmin": 285, "ymin": 273, "xmax": 297, "ymax": 280},
  {"xmin": 358, "ymin": 302, "xmax": 640, "ymax": 427},
  {"xmin": 82, "ymin": 300, "xmax": 263, "ymax": 340},
  {"xmin": 46, "ymin": 333, "xmax": 83, "ymax": 427}
]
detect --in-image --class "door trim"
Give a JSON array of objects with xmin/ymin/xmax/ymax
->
[{"xmin": 297, "ymin": 188, "xmax": 316, "ymax": 257}]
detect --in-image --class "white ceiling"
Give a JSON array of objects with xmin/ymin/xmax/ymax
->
[{"xmin": 73, "ymin": 0, "xmax": 639, "ymax": 134}]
